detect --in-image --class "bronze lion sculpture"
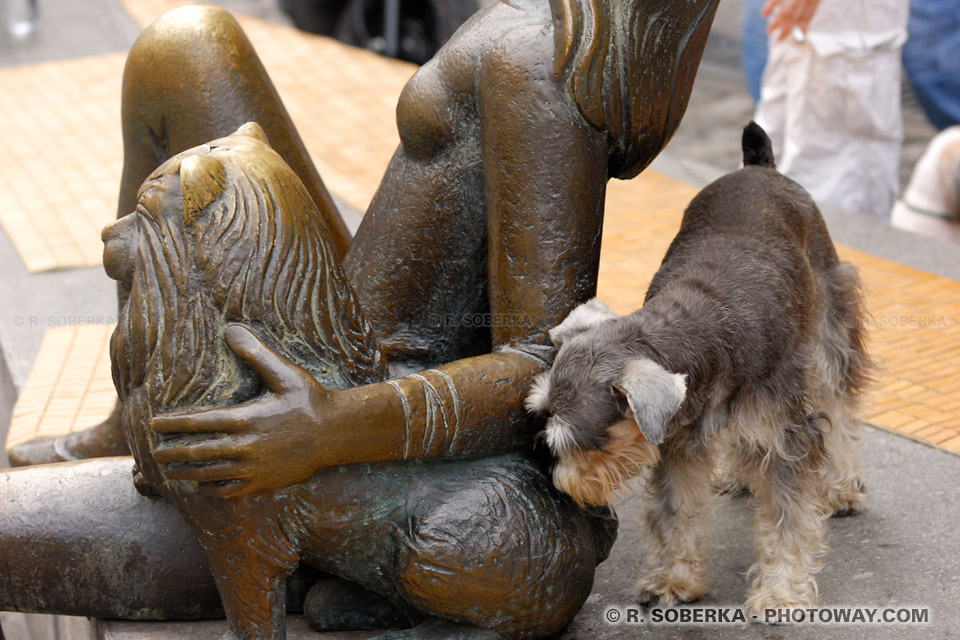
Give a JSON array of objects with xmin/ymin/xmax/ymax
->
[{"xmin": 103, "ymin": 123, "xmax": 614, "ymax": 640}]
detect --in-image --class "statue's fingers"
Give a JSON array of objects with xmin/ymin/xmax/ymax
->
[
  {"xmin": 225, "ymin": 324, "xmax": 305, "ymax": 393},
  {"xmin": 151, "ymin": 407, "xmax": 245, "ymax": 435},
  {"xmin": 161, "ymin": 460, "xmax": 242, "ymax": 483},
  {"xmin": 153, "ymin": 439, "xmax": 235, "ymax": 464},
  {"xmin": 198, "ymin": 480, "xmax": 249, "ymax": 499}
]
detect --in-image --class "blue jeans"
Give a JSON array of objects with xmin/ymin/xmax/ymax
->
[
  {"xmin": 741, "ymin": 0, "xmax": 768, "ymax": 104},
  {"xmin": 903, "ymin": 0, "xmax": 960, "ymax": 130}
]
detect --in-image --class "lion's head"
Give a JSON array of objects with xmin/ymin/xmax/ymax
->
[{"xmin": 105, "ymin": 123, "xmax": 385, "ymax": 482}]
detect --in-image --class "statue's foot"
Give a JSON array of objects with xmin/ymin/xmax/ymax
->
[
  {"xmin": 304, "ymin": 578, "xmax": 420, "ymax": 632},
  {"xmin": 8, "ymin": 403, "xmax": 128, "ymax": 466},
  {"xmin": 371, "ymin": 618, "xmax": 501, "ymax": 639}
]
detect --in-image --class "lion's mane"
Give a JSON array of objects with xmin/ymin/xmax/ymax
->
[{"xmin": 111, "ymin": 123, "xmax": 385, "ymax": 489}]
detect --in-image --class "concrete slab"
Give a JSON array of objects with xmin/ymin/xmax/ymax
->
[
  {"xmin": 0, "ymin": 0, "xmax": 139, "ymax": 68},
  {"xmin": 564, "ymin": 426, "xmax": 960, "ymax": 639}
]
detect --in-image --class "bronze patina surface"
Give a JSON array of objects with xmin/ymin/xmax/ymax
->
[{"xmin": 0, "ymin": 1, "xmax": 719, "ymax": 638}]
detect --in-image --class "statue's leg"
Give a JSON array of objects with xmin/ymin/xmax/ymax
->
[
  {"xmin": 397, "ymin": 456, "xmax": 613, "ymax": 638},
  {"xmin": 117, "ymin": 5, "xmax": 350, "ymax": 255},
  {"xmin": 10, "ymin": 5, "xmax": 354, "ymax": 466},
  {"xmin": 0, "ymin": 458, "xmax": 222, "ymax": 619},
  {"xmin": 8, "ymin": 403, "xmax": 128, "ymax": 466},
  {"xmin": 304, "ymin": 577, "xmax": 422, "ymax": 632},
  {"xmin": 202, "ymin": 543, "xmax": 290, "ymax": 640},
  {"xmin": 285, "ymin": 455, "xmax": 613, "ymax": 637},
  {"xmin": 391, "ymin": 455, "xmax": 612, "ymax": 639}
]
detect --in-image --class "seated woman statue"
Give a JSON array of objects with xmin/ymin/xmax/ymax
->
[{"xmin": 0, "ymin": 1, "xmax": 719, "ymax": 638}]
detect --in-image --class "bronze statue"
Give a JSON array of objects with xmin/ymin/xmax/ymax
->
[
  {"xmin": 102, "ymin": 121, "xmax": 616, "ymax": 639},
  {"xmin": 0, "ymin": 1, "xmax": 720, "ymax": 637}
]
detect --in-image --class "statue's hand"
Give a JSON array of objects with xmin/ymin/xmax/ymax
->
[{"xmin": 151, "ymin": 325, "xmax": 335, "ymax": 499}]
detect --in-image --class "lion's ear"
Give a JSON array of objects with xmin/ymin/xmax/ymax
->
[
  {"xmin": 180, "ymin": 154, "xmax": 226, "ymax": 225},
  {"xmin": 234, "ymin": 122, "xmax": 270, "ymax": 145}
]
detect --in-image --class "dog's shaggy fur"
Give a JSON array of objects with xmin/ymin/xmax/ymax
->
[{"xmin": 526, "ymin": 122, "xmax": 870, "ymax": 615}]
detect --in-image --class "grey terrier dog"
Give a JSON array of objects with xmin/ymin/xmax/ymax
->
[{"xmin": 526, "ymin": 122, "xmax": 870, "ymax": 616}]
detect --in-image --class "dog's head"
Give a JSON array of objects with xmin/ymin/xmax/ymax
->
[{"xmin": 526, "ymin": 299, "xmax": 687, "ymax": 506}]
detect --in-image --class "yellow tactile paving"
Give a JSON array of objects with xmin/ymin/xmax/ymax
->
[
  {"xmin": 2, "ymin": 3, "xmax": 958, "ymax": 458},
  {"xmin": 6, "ymin": 325, "xmax": 115, "ymax": 448},
  {"xmin": 0, "ymin": 54, "xmax": 127, "ymax": 271},
  {"xmin": 0, "ymin": 4, "xmax": 414, "ymax": 271}
]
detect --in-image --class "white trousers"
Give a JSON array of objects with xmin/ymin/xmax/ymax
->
[{"xmin": 755, "ymin": 9, "xmax": 906, "ymax": 220}]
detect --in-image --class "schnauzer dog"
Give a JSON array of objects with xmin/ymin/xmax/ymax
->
[{"xmin": 526, "ymin": 122, "xmax": 870, "ymax": 615}]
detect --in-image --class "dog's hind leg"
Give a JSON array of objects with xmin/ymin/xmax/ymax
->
[
  {"xmin": 742, "ymin": 425, "xmax": 828, "ymax": 616},
  {"xmin": 817, "ymin": 262, "xmax": 871, "ymax": 517},
  {"xmin": 819, "ymin": 390, "xmax": 867, "ymax": 517},
  {"xmin": 636, "ymin": 445, "xmax": 715, "ymax": 607}
]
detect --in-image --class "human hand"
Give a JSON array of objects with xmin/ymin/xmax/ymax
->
[
  {"xmin": 762, "ymin": 0, "xmax": 821, "ymax": 42},
  {"xmin": 151, "ymin": 325, "xmax": 336, "ymax": 498}
]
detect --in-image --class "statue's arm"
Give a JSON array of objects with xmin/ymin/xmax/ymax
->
[{"xmin": 150, "ymin": 25, "xmax": 609, "ymax": 498}]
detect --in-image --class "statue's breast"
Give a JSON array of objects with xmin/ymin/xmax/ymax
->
[{"xmin": 396, "ymin": 64, "xmax": 458, "ymax": 160}]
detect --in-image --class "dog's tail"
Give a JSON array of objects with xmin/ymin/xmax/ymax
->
[{"xmin": 742, "ymin": 121, "xmax": 776, "ymax": 168}]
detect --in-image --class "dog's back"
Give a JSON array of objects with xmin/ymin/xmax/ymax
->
[
  {"xmin": 635, "ymin": 123, "xmax": 866, "ymax": 428},
  {"xmin": 651, "ymin": 123, "xmax": 836, "ymax": 297}
]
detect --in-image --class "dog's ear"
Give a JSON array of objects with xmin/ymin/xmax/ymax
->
[
  {"xmin": 549, "ymin": 298, "xmax": 618, "ymax": 348},
  {"xmin": 613, "ymin": 359, "xmax": 686, "ymax": 446}
]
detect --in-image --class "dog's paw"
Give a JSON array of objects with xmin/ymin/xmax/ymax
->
[
  {"xmin": 635, "ymin": 573, "xmax": 706, "ymax": 608},
  {"xmin": 743, "ymin": 591, "xmax": 814, "ymax": 623},
  {"xmin": 826, "ymin": 479, "xmax": 867, "ymax": 518}
]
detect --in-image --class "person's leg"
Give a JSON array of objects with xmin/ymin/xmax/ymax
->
[
  {"xmin": 777, "ymin": 44, "xmax": 902, "ymax": 219},
  {"xmin": 0, "ymin": 458, "xmax": 222, "ymax": 619},
  {"xmin": 753, "ymin": 32, "xmax": 789, "ymax": 161},
  {"xmin": 741, "ymin": 0, "xmax": 768, "ymax": 104},
  {"xmin": 903, "ymin": 0, "xmax": 960, "ymax": 130}
]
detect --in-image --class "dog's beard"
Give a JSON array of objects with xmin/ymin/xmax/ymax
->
[{"xmin": 553, "ymin": 419, "xmax": 660, "ymax": 507}]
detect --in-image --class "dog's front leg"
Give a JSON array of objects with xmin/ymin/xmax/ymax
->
[{"xmin": 636, "ymin": 447, "xmax": 715, "ymax": 607}]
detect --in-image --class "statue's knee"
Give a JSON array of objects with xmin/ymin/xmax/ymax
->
[
  {"xmin": 125, "ymin": 5, "xmax": 252, "ymax": 84},
  {"xmin": 140, "ymin": 5, "xmax": 241, "ymax": 47},
  {"xmin": 396, "ymin": 462, "xmax": 601, "ymax": 638}
]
